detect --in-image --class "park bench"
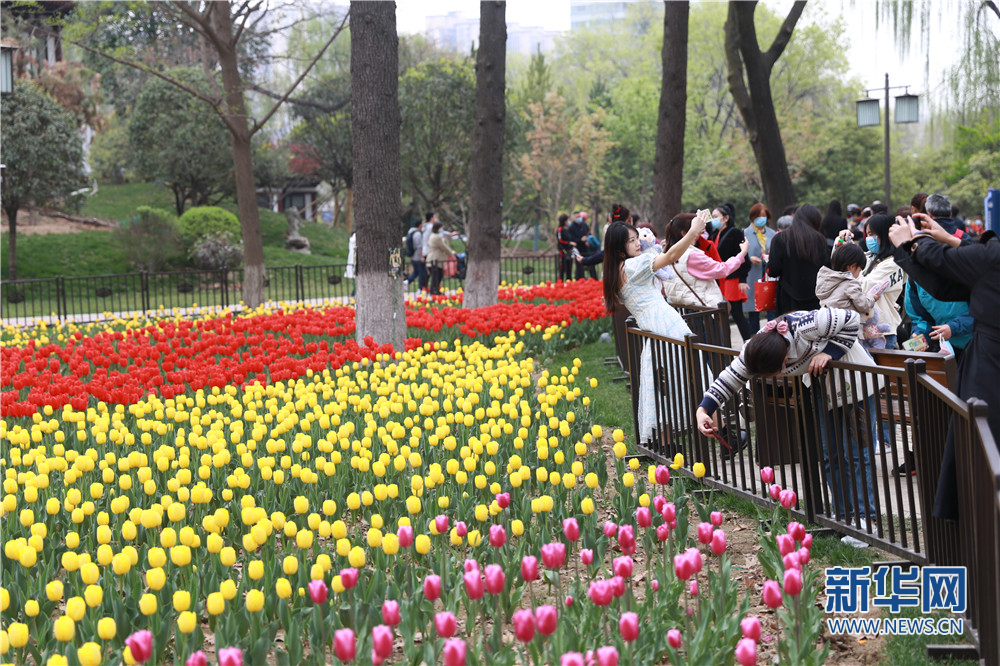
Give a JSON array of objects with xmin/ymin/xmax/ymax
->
[{"xmin": 869, "ymin": 347, "xmax": 957, "ymax": 426}]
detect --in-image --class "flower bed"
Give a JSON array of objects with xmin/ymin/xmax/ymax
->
[{"xmin": 0, "ymin": 285, "xmax": 827, "ymax": 665}]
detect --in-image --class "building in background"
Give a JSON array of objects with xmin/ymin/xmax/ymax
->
[
  {"xmin": 569, "ymin": 1, "xmax": 629, "ymax": 30},
  {"xmin": 425, "ymin": 11, "xmax": 559, "ymax": 55}
]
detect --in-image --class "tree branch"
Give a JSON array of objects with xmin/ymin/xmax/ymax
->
[
  {"xmin": 765, "ymin": 1, "xmax": 806, "ymax": 71},
  {"xmin": 724, "ymin": 2, "xmax": 754, "ymax": 132},
  {"xmin": 246, "ymin": 82, "xmax": 349, "ymax": 114},
  {"xmin": 250, "ymin": 8, "xmax": 350, "ymax": 134},
  {"xmin": 982, "ymin": 0, "xmax": 1000, "ymax": 21}
]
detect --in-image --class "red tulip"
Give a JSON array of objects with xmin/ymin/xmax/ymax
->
[
  {"xmin": 423, "ymin": 574, "xmax": 442, "ymax": 601},
  {"xmin": 541, "ymin": 542, "xmax": 566, "ymax": 569},
  {"xmin": 619, "ymin": 612, "xmax": 639, "ymax": 642},
  {"xmin": 797, "ymin": 546, "xmax": 811, "ymax": 565},
  {"xmin": 435, "ymin": 612, "xmax": 457, "ymax": 638},
  {"xmin": 656, "ymin": 524, "xmax": 670, "ymax": 542},
  {"xmin": 397, "ymin": 525, "xmax": 414, "ymax": 547},
  {"xmin": 126, "ymin": 630, "xmax": 154, "ymax": 663},
  {"xmin": 489, "ymin": 525, "xmax": 507, "ymax": 548},
  {"xmin": 382, "ymin": 600, "xmax": 401, "ymax": 626},
  {"xmin": 512, "ymin": 608, "xmax": 535, "ymax": 642},
  {"xmin": 710, "ymin": 511, "xmax": 723, "ymax": 527},
  {"xmin": 218, "ymin": 647, "xmax": 243, "ymax": 666},
  {"xmin": 782, "ymin": 552, "xmax": 801, "ymax": 571},
  {"xmin": 760, "ymin": 467, "xmax": 775, "ymax": 484},
  {"xmin": 308, "ymin": 579, "xmax": 328, "ymax": 604},
  {"xmin": 740, "ymin": 616, "xmax": 762, "ymax": 642},
  {"xmin": 340, "ymin": 568, "xmax": 358, "ymax": 590},
  {"xmin": 735, "ymin": 638, "xmax": 758, "ymax": 666},
  {"xmin": 484, "ymin": 564, "xmax": 505, "ymax": 595},
  {"xmin": 617, "ymin": 525, "xmax": 635, "ymax": 555},
  {"xmin": 802, "ymin": 533, "xmax": 814, "ymax": 549},
  {"xmin": 464, "ymin": 569, "xmax": 484, "ymax": 600},
  {"xmin": 635, "ymin": 507, "xmax": 652, "ymax": 528},
  {"xmin": 372, "ymin": 625, "xmax": 394, "ymax": 659},
  {"xmin": 588, "ymin": 579, "xmax": 613, "ymax": 606},
  {"xmin": 603, "ymin": 521, "xmax": 617, "ymax": 538},
  {"xmin": 563, "ymin": 518, "xmax": 580, "ymax": 542},
  {"xmin": 596, "ymin": 646, "xmax": 619, "ymax": 666},
  {"xmin": 653, "ymin": 495, "xmax": 666, "ymax": 514},
  {"xmin": 711, "ymin": 530, "xmax": 727, "ymax": 555},
  {"xmin": 612, "ymin": 556, "xmax": 633, "ymax": 578},
  {"xmin": 776, "ymin": 534, "xmax": 795, "ymax": 556},
  {"xmin": 610, "ymin": 576, "xmax": 625, "ymax": 598},
  {"xmin": 655, "ymin": 465, "xmax": 671, "ymax": 484},
  {"xmin": 689, "ymin": 580, "xmax": 699, "ymax": 596},
  {"xmin": 674, "ymin": 553, "xmax": 694, "ymax": 581},
  {"xmin": 762, "ymin": 580, "xmax": 783, "ymax": 608},
  {"xmin": 783, "ymin": 568, "xmax": 803, "ymax": 596},
  {"xmin": 442, "ymin": 638, "xmax": 466, "ymax": 666},
  {"xmin": 455, "ymin": 521, "xmax": 468, "ymax": 537},
  {"xmin": 697, "ymin": 522, "xmax": 714, "ymax": 544},
  {"xmin": 580, "ymin": 548, "xmax": 594, "ymax": 565},
  {"xmin": 535, "ymin": 605, "xmax": 558, "ymax": 635},
  {"xmin": 787, "ymin": 521, "xmax": 806, "ymax": 542},
  {"xmin": 779, "ymin": 489, "xmax": 797, "ymax": 509},
  {"xmin": 185, "ymin": 651, "xmax": 207, "ymax": 666},
  {"xmin": 768, "ymin": 484, "xmax": 782, "ymax": 501},
  {"xmin": 521, "ymin": 556, "xmax": 539, "ymax": 582},
  {"xmin": 496, "ymin": 492, "xmax": 510, "ymax": 509},
  {"xmin": 561, "ymin": 653, "xmax": 585, "ymax": 666},
  {"xmin": 435, "ymin": 515, "xmax": 450, "ymax": 534},
  {"xmin": 662, "ymin": 503, "xmax": 676, "ymax": 522},
  {"xmin": 667, "ymin": 629, "xmax": 682, "ymax": 648},
  {"xmin": 334, "ymin": 629, "xmax": 356, "ymax": 662},
  {"xmin": 565, "ymin": 595, "xmax": 573, "ymax": 607}
]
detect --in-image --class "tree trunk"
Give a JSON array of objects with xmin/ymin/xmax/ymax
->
[
  {"xmin": 345, "ymin": 187, "xmax": 354, "ymax": 236},
  {"xmin": 350, "ymin": 1, "xmax": 405, "ymax": 350},
  {"xmin": 211, "ymin": 1, "xmax": 267, "ymax": 308},
  {"xmin": 464, "ymin": 1, "xmax": 507, "ymax": 310},
  {"xmin": 724, "ymin": 1, "xmax": 803, "ymax": 216},
  {"xmin": 651, "ymin": 0, "xmax": 689, "ymax": 238},
  {"xmin": 4, "ymin": 207, "xmax": 17, "ymax": 281}
]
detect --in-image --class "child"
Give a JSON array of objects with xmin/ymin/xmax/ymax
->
[{"xmin": 816, "ymin": 244, "xmax": 887, "ymax": 349}]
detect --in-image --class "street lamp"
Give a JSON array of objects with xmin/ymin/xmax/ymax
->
[{"xmin": 856, "ymin": 73, "xmax": 919, "ymax": 210}]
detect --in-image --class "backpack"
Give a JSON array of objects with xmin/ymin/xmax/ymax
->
[
  {"xmin": 587, "ymin": 234, "xmax": 600, "ymax": 250},
  {"xmin": 405, "ymin": 228, "xmax": 417, "ymax": 257}
]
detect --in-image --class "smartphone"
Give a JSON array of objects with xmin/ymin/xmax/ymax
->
[{"xmin": 902, "ymin": 335, "xmax": 929, "ymax": 352}]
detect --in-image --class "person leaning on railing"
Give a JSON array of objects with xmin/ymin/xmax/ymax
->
[{"xmin": 888, "ymin": 213, "xmax": 1000, "ymax": 522}]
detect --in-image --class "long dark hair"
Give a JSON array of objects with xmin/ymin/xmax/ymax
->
[
  {"xmin": 602, "ymin": 221, "xmax": 636, "ymax": 313},
  {"xmin": 665, "ymin": 213, "xmax": 696, "ymax": 250},
  {"xmin": 743, "ymin": 321, "xmax": 791, "ymax": 375},
  {"xmin": 779, "ymin": 204, "xmax": 827, "ymax": 266}
]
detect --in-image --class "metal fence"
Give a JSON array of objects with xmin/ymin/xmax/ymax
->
[
  {"xmin": 0, "ymin": 254, "xmax": 564, "ymax": 325},
  {"xmin": 621, "ymin": 305, "xmax": 1000, "ymax": 664}
]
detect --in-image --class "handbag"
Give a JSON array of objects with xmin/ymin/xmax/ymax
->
[
  {"xmin": 754, "ymin": 270, "xmax": 778, "ymax": 312},
  {"xmin": 444, "ymin": 257, "xmax": 458, "ymax": 277},
  {"xmin": 720, "ymin": 278, "xmax": 747, "ymax": 302},
  {"xmin": 806, "ymin": 339, "xmax": 885, "ymax": 411}
]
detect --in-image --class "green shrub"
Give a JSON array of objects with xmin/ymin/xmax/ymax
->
[
  {"xmin": 177, "ymin": 206, "xmax": 240, "ymax": 244},
  {"xmin": 116, "ymin": 206, "xmax": 185, "ymax": 271}
]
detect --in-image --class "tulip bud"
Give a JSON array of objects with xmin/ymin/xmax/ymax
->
[
  {"xmin": 762, "ymin": 579, "xmax": 783, "ymax": 608},
  {"xmin": 381, "ymin": 600, "xmax": 401, "ymax": 626},
  {"xmin": 596, "ymin": 646, "xmax": 620, "ymax": 666},
  {"xmin": 711, "ymin": 530, "xmax": 727, "ymax": 555},
  {"xmin": 565, "ymin": 595, "xmax": 573, "ymax": 607},
  {"xmin": 783, "ymin": 568, "xmax": 803, "ymax": 596},
  {"xmin": 635, "ymin": 507, "xmax": 652, "ymax": 528},
  {"xmin": 797, "ymin": 546, "xmax": 811, "ymax": 565},
  {"xmin": 340, "ymin": 567, "xmax": 358, "ymax": 590},
  {"xmin": 776, "ymin": 534, "xmax": 795, "ymax": 556},
  {"xmin": 541, "ymin": 542, "xmax": 566, "ymax": 569},
  {"xmin": 488, "ymin": 525, "xmax": 506, "ymax": 548},
  {"xmin": 588, "ymin": 579, "xmax": 613, "ymax": 606},
  {"xmin": 442, "ymin": 638, "xmax": 466, "ymax": 666},
  {"xmin": 372, "ymin": 625, "xmax": 393, "ymax": 659},
  {"xmin": 521, "ymin": 556, "xmax": 539, "ymax": 582},
  {"xmin": 689, "ymin": 580, "xmax": 699, "ymax": 596},
  {"xmin": 735, "ymin": 638, "xmax": 757, "ymax": 666},
  {"xmin": 423, "ymin": 574, "xmax": 442, "ymax": 601},
  {"xmin": 484, "ymin": 564, "xmax": 505, "ymax": 595},
  {"xmin": 651, "ymin": 579, "xmax": 660, "ymax": 591},
  {"xmin": 655, "ymin": 465, "xmax": 671, "ymax": 484},
  {"xmin": 333, "ymin": 628, "xmax": 356, "ymax": 662},
  {"xmin": 760, "ymin": 467, "xmax": 775, "ymax": 484},
  {"xmin": 561, "ymin": 652, "xmax": 585, "ymax": 666},
  {"xmin": 779, "ymin": 489, "xmax": 797, "ymax": 509},
  {"xmin": 464, "ymin": 570, "xmax": 484, "ymax": 600},
  {"xmin": 495, "ymin": 493, "xmax": 510, "ymax": 509},
  {"xmin": 185, "ymin": 651, "xmax": 208, "ymax": 666},
  {"xmin": 612, "ymin": 556, "xmax": 633, "ymax": 578},
  {"xmin": 662, "ymin": 503, "xmax": 676, "ymax": 522},
  {"xmin": 610, "ymin": 576, "xmax": 625, "ymax": 598},
  {"xmin": 768, "ymin": 484, "xmax": 782, "ymax": 501},
  {"xmin": 580, "ymin": 548, "xmax": 594, "ymax": 565},
  {"xmin": 535, "ymin": 605, "xmax": 558, "ymax": 635},
  {"xmin": 455, "ymin": 521, "xmax": 468, "ymax": 537},
  {"xmin": 616, "ymin": 525, "xmax": 635, "ymax": 556},
  {"xmin": 308, "ymin": 579, "xmax": 328, "ymax": 604},
  {"xmin": 697, "ymin": 522, "xmax": 714, "ymax": 545},
  {"xmin": 397, "ymin": 525, "xmax": 414, "ymax": 547},
  {"xmin": 802, "ymin": 533, "xmax": 813, "ymax": 549},
  {"xmin": 787, "ymin": 521, "xmax": 806, "ymax": 542},
  {"xmin": 512, "ymin": 608, "xmax": 535, "ymax": 642},
  {"xmin": 653, "ymin": 495, "xmax": 666, "ymax": 514},
  {"xmin": 603, "ymin": 521, "xmax": 617, "ymax": 538},
  {"xmin": 667, "ymin": 629, "xmax": 682, "ymax": 648},
  {"xmin": 619, "ymin": 612, "xmax": 639, "ymax": 641},
  {"xmin": 710, "ymin": 511, "xmax": 723, "ymax": 527},
  {"xmin": 656, "ymin": 524, "xmax": 670, "ymax": 542},
  {"xmin": 125, "ymin": 630, "xmax": 153, "ymax": 663},
  {"xmin": 218, "ymin": 647, "xmax": 243, "ymax": 666},
  {"xmin": 435, "ymin": 515, "xmax": 449, "ymax": 535},
  {"xmin": 782, "ymin": 552, "xmax": 801, "ymax": 571},
  {"xmin": 674, "ymin": 553, "xmax": 694, "ymax": 581},
  {"xmin": 740, "ymin": 616, "xmax": 762, "ymax": 642},
  {"xmin": 435, "ymin": 612, "xmax": 457, "ymax": 638},
  {"xmin": 562, "ymin": 518, "xmax": 580, "ymax": 542}
]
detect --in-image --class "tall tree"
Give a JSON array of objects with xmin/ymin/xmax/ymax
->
[
  {"xmin": 350, "ymin": 1, "xmax": 405, "ymax": 350},
  {"xmin": 1, "ymin": 81, "xmax": 85, "ymax": 281},
  {"xmin": 724, "ymin": 1, "xmax": 805, "ymax": 215},
  {"xmin": 651, "ymin": 1, "xmax": 689, "ymax": 236},
  {"xmin": 464, "ymin": 1, "xmax": 507, "ymax": 311}
]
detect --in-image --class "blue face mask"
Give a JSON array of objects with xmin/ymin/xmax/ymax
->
[
  {"xmin": 753, "ymin": 217, "xmax": 767, "ymax": 228},
  {"xmin": 710, "ymin": 217, "xmax": 723, "ymax": 230},
  {"xmin": 866, "ymin": 237, "xmax": 880, "ymax": 254}
]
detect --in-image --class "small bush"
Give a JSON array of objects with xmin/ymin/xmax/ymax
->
[
  {"xmin": 178, "ymin": 206, "xmax": 240, "ymax": 244},
  {"xmin": 116, "ymin": 206, "xmax": 185, "ymax": 272},
  {"xmin": 189, "ymin": 231, "xmax": 244, "ymax": 272}
]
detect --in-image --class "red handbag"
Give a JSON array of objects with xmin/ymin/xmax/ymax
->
[
  {"xmin": 720, "ymin": 278, "xmax": 747, "ymax": 302},
  {"xmin": 754, "ymin": 271, "xmax": 778, "ymax": 312}
]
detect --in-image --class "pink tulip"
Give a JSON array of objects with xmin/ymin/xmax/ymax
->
[
  {"xmin": 521, "ymin": 556, "xmax": 539, "ymax": 582},
  {"xmin": 340, "ymin": 567, "xmax": 358, "ymax": 590},
  {"xmin": 696, "ymin": 522, "xmax": 713, "ymax": 545},
  {"xmin": 768, "ymin": 484, "xmax": 782, "ymax": 501},
  {"xmin": 372, "ymin": 648, "xmax": 384, "ymax": 666},
  {"xmin": 667, "ymin": 629, "xmax": 682, "ymax": 648},
  {"xmin": 735, "ymin": 638, "xmax": 758, "ymax": 666},
  {"xmin": 603, "ymin": 521, "xmax": 618, "ymax": 538},
  {"xmin": 656, "ymin": 524, "xmax": 670, "ymax": 542},
  {"xmin": 382, "ymin": 600, "xmax": 401, "ymax": 626},
  {"xmin": 397, "ymin": 525, "xmax": 414, "ymax": 547},
  {"xmin": 617, "ymin": 525, "xmax": 635, "ymax": 556},
  {"xmin": 762, "ymin": 580, "xmax": 783, "ymax": 609},
  {"xmin": 442, "ymin": 638, "xmax": 466, "ymax": 666},
  {"xmin": 372, "ymin": 625, "xmax": 394, "ymax": 659},
  {"xmin": 653, "ymin": 495, "xmax": 666, "ymax": 513},
  {"xmin": 710, "ymin": 511, "xmax": 723, "ymax": 527},
  {"xmin": 308, "ymin": 579, "xmax": 329, "ymax": 604},
  {"xmin": 541, "ymin": 542, "xmax": 566, "ymax": 569},
  {"xmin": 464, "ymin": 569, "xmax": 484, "ymax": 600},
  {"xmin": 760, "ymin": 467, "xmax": 774, "ymax": 484},
  {"xmin": 652, "ymin": 579, "xmax": 660, "ymax": 591},
  {"xmin": 580, "ymin": 549, "xmax": 594, "ymax": 565},
  {"xmin": 797, "ymin": 546, "xmax": 811, "ymax": 565},
  {"xmin": 802, "ymin": 533, "xmax": 813, "ymax": 549},
  {"xmin": 536, "ymin": 604, "xmax": 559, "ymax": 635},
  {"xmin": 333, "ymin": 629, "xmax": 356, "ymax": 662},
  {"xmin": 563, "ymin": 518, "xmax": 580, "ymax": 542},
  {"xmin": 686, "ymin": 547, "xmax": 703, "ymax": 573},
  {"xmin": 782, "ymin": 552, "xmax": 801, "ymax": 571},
  {"xmin": 218, "ymin": 647, "xmax": 243, "ymax": 666},
  {"xmin": 612, "ymin": 556, "xmax": 633, "ymax": 578},
  {"xmin": 126, "ymin": 630, "xmax": 154, "ymax": 663},
  {"xmin": 740, "ymin": 616, "xmax": 762, "ymax": 642},
  {"xmin": 711, "ymin": 530, "xmax": 727, "ymax": 555},
  {"xmin": 689, "ymin": 580, "xmax": 699, "ymax": 596},
  {"xmin": 588, "ymin": 579, "xmax": 613, "ymax": 606},
  {"xmin": 512, "ymin": 608, "xmax": 535, "ymax": 642},
  {"xmin": 455, "ymin": 521, "xmax": 468, "ymax": 538},
  {"xmin": 674, "ymin": 553, "xmax": 694, "ymax": 581},
  {"xmin": 776, "ymin": 534, "xmax": 795, "ymax": 556},
  {"xmin": 561, "ymin": 653, "xmax": 585, "ymax": 666},
  {"xmin": 662, "ymin": 503, "xmax": 676, "ymax": 522},
  {"xmin": 636, "ymin": 507, "xmax": 652, "ymax": 528},
  {"xmin": 783, "ymin": 568, "xmax": 803, "ymax": 596},
  {"xmin": 496, "ymin": 492, "xmax": 511, "ymax": 509},
  {"xmin": 484, "ymin": 564, "xmax": 505, "ymax": 595},
  {"xmin": 619, "ymin": 612, "xmax": 639, "ymax": 642},
  {"xmin": 655, "ymin": 465, "xmax": 671, "ymax": 484},
  {"xmin": 779, "ymin": 489, "xmax": 797, "ymax": 509},
  {"xmin": 185, "ymin": 651, "xmax": 208, "ymax": 666},
  {"xmin": 596, "ymin": 646, "xmax": 620, "ymax": 666},
  {"xmin": 423, "ymin": 574, "xmax": 442, "ymax": 601},
  {"xmin": 611, "ymin": 576, "xmax": 626, "ymax": 598},
  {"xmin": 787, "ymin": 521, "xmax": 806, "ymax": 542},
  {"xmin": 488, "ymin": 524, "xmax": 506, "ymax": 548},
  {"xmin": 435, "ymin": 515, "xmax": 449, "ymax": 534},
  {"xmin": 464, "ymin": 558, "xmax": 479, "ymax": 574},
  {"xmin": 435, "ymin": 612, "xmax": 457, "ymax": 638},
  {"xmin": 565, "ymin": 595, "xmax": 573, "ymax": 607},
  {"xmin": 669, "ymin": 519, "xmax": 678, "ymax": 530}
]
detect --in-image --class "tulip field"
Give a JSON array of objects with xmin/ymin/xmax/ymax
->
[{"xmin": 1, "ymin": 280, "xmax": 830, "ymax": 666}]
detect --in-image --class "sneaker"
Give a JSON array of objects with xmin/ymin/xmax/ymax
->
[
  {"xmin": 719, "ymin": 427, "xmax": 749, "ymax": 460},
  {"xmin": 892, "ymin": 451, "xmax": 916, "ymax": 477}
]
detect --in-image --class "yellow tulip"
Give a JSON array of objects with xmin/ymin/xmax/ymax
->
[
  {"xmin": 348, "ymin": 546, "xmax": 366, "ymax": 568},
  {"xmin": 53, "ymin": 615, "xmax": 75, "ymax": 642},
  {"xmin": 78, "ymin": 641, "xmax": 102, "ymax": 666},
  {"xmin": 84, "ymin": 585, "xmax": 103, "ymax": 608},
  {"xmin": 693, "ymin": 462, "xmax": 706, "ymax": 479},
  {"xmin": 46, "ymin": 580, "xmax": 64, "ymax": 602},
  {"xmin": 177, "ymin": 611, "xmax": 197, "ymax": 634},
  {"xmin": 220, "ymin": 579, "xmax": 237, "ymax": 600},
  {"xmin": 415, "ymin": 534, "xmax": 431, "ymax": 554},
  {"xmin": 139, "ymin": 593, "xmax": 157, "ymax": 616},
  {"xmin": 296, "ymin": 530, "xmax": 313, "ymax": 550},
  {"xmin": 80, "ymin": 562, "xmax": 100, "ymax": 585},
  {"xmin": 97, "ymin": 617, "xmax": 116, "ymax": 640},
  {"xmin": 248, "ymin": 560, "xmax": 264, "ymax": 580},
  {"xmin": 220, "ymin": 547, "xmax": 237, "ymax": 567},
  {"xmin": 275, "ymin": 578, "xmax": 292, "ymax": 599},
  {"xmin": 66, "ymin": 596, "xmax": 86, "ymax": 621},
  {"xmin": 146, "ymin": 567, "xmax": 166, "ymax": 591},
  {"xmin": 206, "ymin": 592, "xmax": 225, "ymax": 615},
  {"xmin": 25, "ymin": 599, "xmax": 40, "ymax": 617},
  {"xmin": 245, "ymin": 589, "xmax": 265, "ymax": 613},
  {"xmin": 8, "ymin": 623, "xmax": 28, "ymax": 648}
]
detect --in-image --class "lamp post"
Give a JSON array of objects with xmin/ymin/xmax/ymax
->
[{"xmin": 856, "ymin": 73, "xmax": 919, "ymax": 210}]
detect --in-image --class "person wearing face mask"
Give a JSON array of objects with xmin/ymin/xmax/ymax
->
[
  {"xmin": 712, "ymin": 203, "xmax": 752, "ymax": 341},
  {"xmin": 743, "ymin": 203, "xmax": 777, "ymax": 334}
]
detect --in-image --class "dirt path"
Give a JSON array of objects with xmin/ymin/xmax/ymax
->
[{"xmin": 1, "ymin": 210, "xmax": 114, "ymax": 235}]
